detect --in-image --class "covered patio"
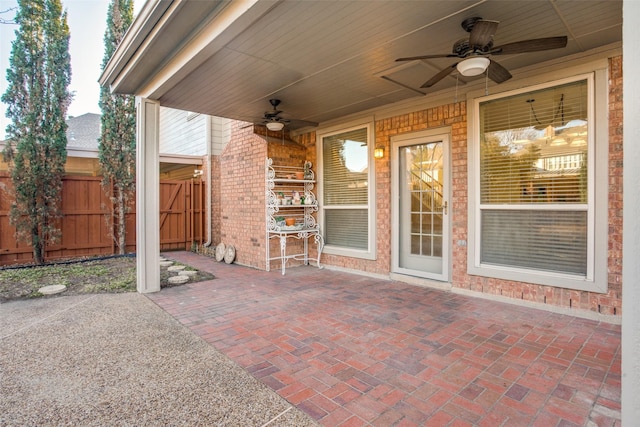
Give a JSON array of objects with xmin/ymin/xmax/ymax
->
[
  {"xmin": 99, "ymin": 1, "xmax": 639, "ymax": 420},
  {"xmin": 150, "ymin": 252, "xmax": 621, "ymax": 426}
]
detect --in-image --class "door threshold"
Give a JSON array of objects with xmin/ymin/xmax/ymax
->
[{"xmin": 390, "ymin": 272, "xmax": 451, "ymax": 291}]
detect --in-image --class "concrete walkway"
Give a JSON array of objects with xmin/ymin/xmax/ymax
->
[
  {"xmin": 0, "ymin": 292, "xmax": 318, "ymax": 426},
  {"xmin": 152, "ymin": 251, "xmax": 621, "ymax": 426}
]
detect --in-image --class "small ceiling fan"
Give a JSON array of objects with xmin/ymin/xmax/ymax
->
[
  {"xmin": 262, "ymin": 99, "xmax": 289, "ymax": 131},
  {"xmin": 396, "ymin": 17, "xmax": 568, "ymax": 89},
  {"xmin": 256, "ymin": 99, "xmax": 318, "ymax": 131}
]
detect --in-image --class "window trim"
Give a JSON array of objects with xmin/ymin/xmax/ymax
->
[
  {"xmin": 467, "ymin": 71, "xmax": 609, "ymax": 293},
  {"xmin": 317, "ymin": 120, "xmax": 376, "ymax": 260}
]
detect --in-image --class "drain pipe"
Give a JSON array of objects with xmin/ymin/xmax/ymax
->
[{"xmin": 203, "ymin": 115, "xmax": 212, "ymax": 248}]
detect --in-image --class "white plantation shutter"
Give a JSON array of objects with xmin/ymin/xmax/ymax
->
[
  {"xmin": 322, "ymin": 128, "xmax": 369, "ymax": 250},
  {"xmin": 478, "ymin": 79, "xmax": 589, "ymax": 276}
]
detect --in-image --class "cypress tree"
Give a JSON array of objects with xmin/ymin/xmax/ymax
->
[
  {"xmin": 1, "ymin": 0, "xmax": 72, "ymax": 264},
  {"xmin": 98, "ymin": 0, "xmax": 136, "ymax": 255}
]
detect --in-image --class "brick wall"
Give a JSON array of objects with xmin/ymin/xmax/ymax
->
[
  {"xmin": 606, "ymin": 55, "xmax": 623, "ymax": 315},
  {"xmin": 210, "ymin": 56, "xmax": 622, "ymax": 316},
  {"xmin": 294, "ymin": 56, "xmax": 623, "ymax": 316},
  {"xmin": 210, "ymin": 154, "xmax": 221, "ymax": 245},
  {"xmin": 217, "ymin": 123, "xmax": 268, "ymax": 268}
]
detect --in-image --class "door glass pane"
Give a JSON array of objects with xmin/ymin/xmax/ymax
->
[
  {"xmin": 401, "ymin": 143, "xmax": 443, "ymax": 256},
  {"xmin": 433, "ymin": 236, "xmax": 442, "ymax": 257},
  {"xmin": 421, "ymin": 214, "xmax": 432, "ymax": 233},
  {"xmin": 411, "ymin": 235, "xmax": 420, "ymax": 254},
  {"xmin": 421, "ymin": 235, "xmax": 432, "ymax": 256},
  {"xmin": 411, "ymin": 213, "xmax": 420, "ymax": 233}
]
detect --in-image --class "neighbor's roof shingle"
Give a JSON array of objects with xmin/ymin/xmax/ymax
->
[{"xmin": 66, "ymin": 113, "xmax": 101, "ymax": 150}]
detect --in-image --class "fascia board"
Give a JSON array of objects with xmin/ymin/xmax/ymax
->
[
  {"xmin": 99, "ymin": 0, "xmax": 173, "ymax": 87},
  {"xmin": 101, "ymin": 0, "xmax": 276, "ymax": 99}
]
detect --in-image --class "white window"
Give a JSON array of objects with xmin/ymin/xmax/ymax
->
[
  {"xmin": 319, "ymin": 123, "xmax": 375, "ymax": 259},
  {"xmin": 469, "ymin": 73, "xmax": 608, "ymax": 292}
]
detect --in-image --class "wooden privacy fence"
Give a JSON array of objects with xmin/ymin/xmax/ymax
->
[{"xmin": 0, "ymin": 173, "xmax": 205, "ymax": 266}]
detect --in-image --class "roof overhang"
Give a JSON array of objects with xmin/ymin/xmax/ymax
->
[{"xmin": 100, "ymin": 0, "xmax": 622, "ymax": 130}]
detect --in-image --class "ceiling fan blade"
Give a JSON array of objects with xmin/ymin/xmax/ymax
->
[
  {"xmin": 487, "ymin": 60, "xmax": 512, "ymax": 84},
  {"xmin": 396, "ymin": 54, "xmax": 456, "ymax": 62},
  {"xmin": 288, "ymin": 118, "xmax": 319, "ymax": 128},
  {"xmin": 469, "ymin": 20, "xmax": 499, "ymax": 49},
  {"xmin": 492, "ymin": 36, "xmax": 568, "ymax": 55},
  {"xmin": 420, "ymin": 63, "xmax": 458, "ymax": 88}
]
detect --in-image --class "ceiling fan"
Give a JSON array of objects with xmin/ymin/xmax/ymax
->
[
  {"xmin": 262, "ymin": 99, "xmax": 289, "ymax": 131},
  {"xmin": 396, "ymin": 17, "xmax": 568, "ymax": 89},
  {"xmin": 257, "ymin": 99, "xmax": 318, "ymax": 131}
]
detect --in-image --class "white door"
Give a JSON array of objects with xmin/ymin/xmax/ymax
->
[{"xmin": 392, "ymin": 131, "xmax": 449, "ymax": 281}]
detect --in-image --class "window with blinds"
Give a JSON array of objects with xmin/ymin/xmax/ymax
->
[
  {"xmin": 478, "ymin": 79, "xmax": 590, "ymax": 276},
  {"xmin": 322, "ymin": 127, "xmax": 369, "ymax": 250}
]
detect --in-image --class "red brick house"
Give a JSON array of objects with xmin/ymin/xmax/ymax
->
[{"xmin": 100, "ymin": 1, "xmax": 639, "ymax": 418}]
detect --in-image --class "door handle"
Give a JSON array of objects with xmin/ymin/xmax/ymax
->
[{"xmin": 438, "ymin": 201, "xmax": 448, "ymax": 215}]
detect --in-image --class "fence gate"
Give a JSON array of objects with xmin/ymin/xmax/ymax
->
[{"xmin": 159, "ymin": 180, "xmax": 205, "ymax": 251}]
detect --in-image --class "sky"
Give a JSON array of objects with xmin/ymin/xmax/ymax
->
[{"xmin": 0, "ymin": 0, "xmax": 143, "ymax": 140}]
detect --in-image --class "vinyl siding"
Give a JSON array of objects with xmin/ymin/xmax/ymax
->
[{"xmin": 159, "ymin": 107, "xmax": 207, "ymax": 156}]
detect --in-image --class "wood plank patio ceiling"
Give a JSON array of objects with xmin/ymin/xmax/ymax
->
[{"xmin": 105, "ymin": 0, "xmax": 622, "ymax": 130}]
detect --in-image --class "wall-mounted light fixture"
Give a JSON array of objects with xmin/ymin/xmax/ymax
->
[{"xmin": 374, "ymin": 146, "xmax": 385, "ymax": 159}]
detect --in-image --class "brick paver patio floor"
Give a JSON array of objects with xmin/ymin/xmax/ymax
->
[{"xmin": 148, "ymin": 252, "xmax": 621, "ymax": 426}]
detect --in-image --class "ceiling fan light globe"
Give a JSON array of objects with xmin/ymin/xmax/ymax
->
[
  {"xmin": 266, "ymin": 121, "xmax": 284, "ymax": 131},
  {"xmin": 457, "ymin": 57, "xmax": 490, "ymax": 76}
]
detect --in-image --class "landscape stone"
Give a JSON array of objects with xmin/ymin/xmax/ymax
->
[
  {"xmin": 179, "ymin": 270, "xmax": 198, "ymax": 276},
  {"xmin": 39, "ymin": 285, "xmax": 67, "ymax": 295},
  {"xmin": 168, "ymin": 275, "xmax": 189, "ymax": 284}
]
